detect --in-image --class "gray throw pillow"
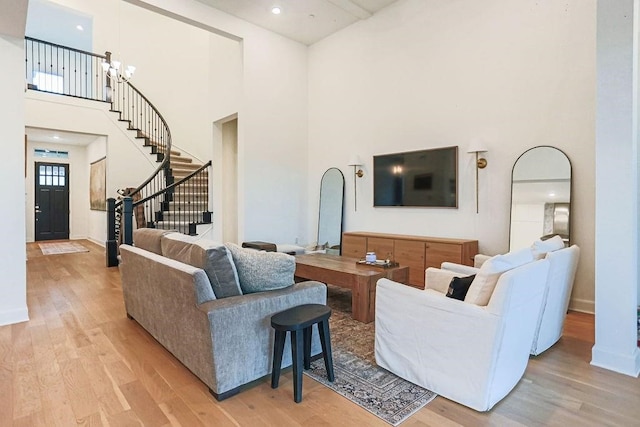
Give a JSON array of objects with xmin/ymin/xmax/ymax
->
[
  {"xmin": 161, "ymin": 233, "xmax": 242, "ymax": 298},
  {"xmin": 133, "ymin": 228, "xmax": 175, "ymax": 255},
  {"xmin": 225, "ymin": 243, "xmax": 295, "ymax": 294}
]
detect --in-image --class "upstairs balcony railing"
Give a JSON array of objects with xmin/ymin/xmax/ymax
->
[{"xmin": 25, "ymin": 36, "xmax": 110, "ymax": 102}]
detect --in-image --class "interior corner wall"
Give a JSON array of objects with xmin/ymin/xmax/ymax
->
[
  {"xmin": 307, "ymin": 0, "xmax": 596, "ymax": 311},
  {"xmin": 0, "ymin": 35, "xmax": 28, "ymax": 326}
]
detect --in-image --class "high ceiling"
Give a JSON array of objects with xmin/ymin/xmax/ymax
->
[{"xmin": 193, "ymin": 0, "xmax": 401, "ymax": 45}]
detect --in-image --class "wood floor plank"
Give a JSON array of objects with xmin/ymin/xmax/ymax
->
[
  {"xmin": 177, "ymin": 383, "xmax": 240, "ymax": 426},
  {"xmin": 3, "ymin": 240, "xmax": 640, "ymax": 426},
  {"xmin": 118, "ymin": 380, "xmax": 171, "ymax": 426},
  {"xmin": 13, "ymin": 357, "xmax": 42, "ymax": 419},
  {"xmin": 0, "ymin": 327, "xmax": 13, "ymax": 426},
  {"xmin": 158, "ymin": 395, "xmax": 207, "ymax": 427},
  {"xmin": 60, "ymin": 358, "xmax": 102, "ymax": 420}
]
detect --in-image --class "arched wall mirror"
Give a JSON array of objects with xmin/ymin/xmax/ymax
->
[
  {"xmin": 509, "ymin": 146, "xmax": 571, "ymax": 250},
  {"xmin": 317, "ymin": 167, "xmax": 345, "ymax": 253}
]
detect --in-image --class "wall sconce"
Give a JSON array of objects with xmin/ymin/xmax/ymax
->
[
  {"xmin": 348, "ymin": 155, "xmax": 364, "ymax": 211},
  {"xmin": 467, "ymin": 139, "xmax": 488, "ymax": 214}
]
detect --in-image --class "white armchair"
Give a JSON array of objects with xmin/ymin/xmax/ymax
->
[
  {"xmin": 375, "ymin": 259, "xmax": 550, "ymax": 412},
  {"xmin": 441, "ymin": 237, "xmax": 580, "ymax": 355}
]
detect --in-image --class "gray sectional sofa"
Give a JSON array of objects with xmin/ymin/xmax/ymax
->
[{"xmin": 118, "ymin": 229, "xmax": 327, "ymax": 400}]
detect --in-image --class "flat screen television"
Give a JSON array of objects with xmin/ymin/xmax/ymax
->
[{"xmin": 373, "ymin": 146, "xmax": 458, "ymax": 208}]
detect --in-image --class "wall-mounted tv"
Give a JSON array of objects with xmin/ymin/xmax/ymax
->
[{"xmin": 373, "ymin": 146, "xmax": 458, "ymax": 208}]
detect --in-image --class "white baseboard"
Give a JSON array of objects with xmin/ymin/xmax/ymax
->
[
  {"xmin": 591, "ymin": 345, "xmax": 640, "ymax": 377},
  {"xmin": 0, "ymin": 307, "xmax": 29, "ymax": 327},
  {"xmin": 569, "ymin": 298, "xmax": 594, "ymax": 314},
  {"xmin": 87, "ymin": 237, "xmax": 105, "ymax": 247}
]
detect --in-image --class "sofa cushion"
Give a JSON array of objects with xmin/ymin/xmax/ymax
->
[
  {"xmin": 464, "ymin": 247, "xmax": 534, "ymax": 306},
  {"xmin": 225, "ymin": 243, "xmax": 295, "ymax": 294},
  {"xmin": 161, "ymin": 233, "xmax": 242, "ymax": 298},
  {"xmin": 531, "ymin": 235, "xmax": 565, "ymax": 259},
  {"xmin": 446, "ymin": 275, "xmax": 475, "ymax": 300},
  {"xmin": 133, "ymin": 228, "xmax": 175, "ymax": 255}
]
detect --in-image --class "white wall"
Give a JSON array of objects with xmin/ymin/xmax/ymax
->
[
  {"xmin": 0, "ymin": 35, "xmax": 28, "ymax": 326},
  {"xmin": 308, "ymin": 0, "xmax": 596, "ymax": 312}
]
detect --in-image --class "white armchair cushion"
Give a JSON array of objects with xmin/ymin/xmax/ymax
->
[
  {"xmin": 531, "ymin": 235, "xmax": 565, "ymax": 259},
  {"xmin": 464, "ymin": 247, "xmax": 534, "ymax": 306},
  {"xmin": 424, "ymin": 268, "xmax": 460, "ymax": 294}
]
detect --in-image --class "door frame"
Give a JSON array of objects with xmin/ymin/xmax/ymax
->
[{"xmin": 34, "ymin": 161, "xmax": 70, "ymax": 241}]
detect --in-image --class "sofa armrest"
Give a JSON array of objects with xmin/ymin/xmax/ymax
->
[
  {"xmin": 440, "ymin": 262, "xmax": 480, "ymax": 276},
  {"xmin": 197, "ymin": 280, "xmax": 327, "ymax": 395},
  {"xmin": 474, "ymin": 254, "xmax": 492, "ymax": 268}
]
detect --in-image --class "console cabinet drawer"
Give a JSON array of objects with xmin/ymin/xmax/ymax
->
[
  {"xmin": 425, "ymin": 242, "xmax": 463, "ymax": 269},
  {"xmin": 367, "ymin": 237, "xmax": 395, "ymax": 262},
  {"xmin": 394, "ymin": 239, "xmax": 426, "ymax": 287},
  {"xmin": 342, "ymin": 235, "xmax": 367, "ymax": 258}
]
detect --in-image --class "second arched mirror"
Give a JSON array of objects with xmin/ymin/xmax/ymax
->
[
  {"xmin": 317, "ymin": 168, "xmax": 345, "ymax": 254},
  {"xmin": 509, "ymin": 146, "xmax": 571, "ymax": 251}
]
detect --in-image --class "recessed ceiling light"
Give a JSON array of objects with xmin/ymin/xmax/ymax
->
[
  {"xmin": 76, "ymin": 24, "xmax": 84, "ymax": 31},
  {"xmin": 548, "ymin": 192, "xmax": 556, "ymax": 197},
  {"xmin": 52, "ymin": 135, "xmax": 60, "ymax": 140},
  {"xmin": 271, "ymin": 6, "xmax": 282, "ymax": 15}
]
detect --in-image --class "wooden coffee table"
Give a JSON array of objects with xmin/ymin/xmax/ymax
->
[{"xmin": 294, "ymin": 253, "xmax": 409, "ymax": 323}]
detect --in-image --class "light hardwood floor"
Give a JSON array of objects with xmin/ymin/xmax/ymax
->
[{"xmin": 2, "ymin": 240, "xmax": 639, "ymax": 426}]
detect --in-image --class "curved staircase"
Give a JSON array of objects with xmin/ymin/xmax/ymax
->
[{"xmin": 23, "ymin": 37, "xmax": 213, "ymax": 266}]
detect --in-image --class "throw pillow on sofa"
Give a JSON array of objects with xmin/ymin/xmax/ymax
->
[
  {"xmin": 133, "ymin": 228, "xmax": 176, "ymax": 255},
  {"xmin": 464, "ymin": 247, "xmax": 534, "ymax": 306},
  {"xmin": 531, "ymin": 234, "xmax": 565, "ymax": 259},
  {"xmin": 225, "ymin": 243, "xmax": 295, "ymax": 294},
  {"xmin": 161, "ymin": 233, "xmax": 242, "ymax": 298},
  {"xmin": 446, "ymin": 275, "xmax": 476, "ymax": 300}
]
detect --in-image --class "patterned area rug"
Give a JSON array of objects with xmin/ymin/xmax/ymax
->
[
  {"xmin": 304, "ymin": 285, "xmax": 437, "ymax": 426},
  {"xmin": 38, "ymin": 241, "xmax": 89, "ymax": 255}
]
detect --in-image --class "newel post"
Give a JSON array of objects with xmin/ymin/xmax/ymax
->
[
  {"xmin": 123, "ymin": 196, "xmax": 134, "ymax": 246},
  {"xmin": 106, "ymin": 197, "xmax": 118, "ymax": 267}
]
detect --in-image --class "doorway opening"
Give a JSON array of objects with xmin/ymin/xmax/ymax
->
[{"xmin": 35, "ymin": 162, "xmax": 70, "ymax": 241}]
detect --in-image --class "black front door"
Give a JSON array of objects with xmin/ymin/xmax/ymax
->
[{"xmin": 35, "ymin": 162, "xmax": 70, "ymax": 241}]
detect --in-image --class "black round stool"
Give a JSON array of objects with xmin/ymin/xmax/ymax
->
[{"xmin": 270, "ymin": 303, "xmax": 335, "ymax": 403}]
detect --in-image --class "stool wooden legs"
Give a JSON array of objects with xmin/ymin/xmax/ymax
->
[
  {"xmin": 271, "ymin": 322, "xmax": 334, "ymax": 402},
  {"xmin": 318, "ymin": 319, "xmax": 335, "ymax": 382},
  {"xmin": 271, "ymin": 330, "xmax": 286, "ymax": 389},
  {"xmin": 291, "ymin": 329, "xmax": 304, "ymax": 403}
]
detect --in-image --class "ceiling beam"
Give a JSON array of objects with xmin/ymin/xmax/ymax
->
[{"xmin": 326, "ymin": 0, "xmax": 372, "ymax": 20}]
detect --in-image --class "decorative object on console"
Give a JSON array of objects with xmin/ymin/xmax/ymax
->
[
  {"xmin": 347, "ymin": 155, "xmax": 364, "ymax": 211},
  {"xmin": 467, "ymin": 139, "xmax": 488, "ymax": 214}
]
